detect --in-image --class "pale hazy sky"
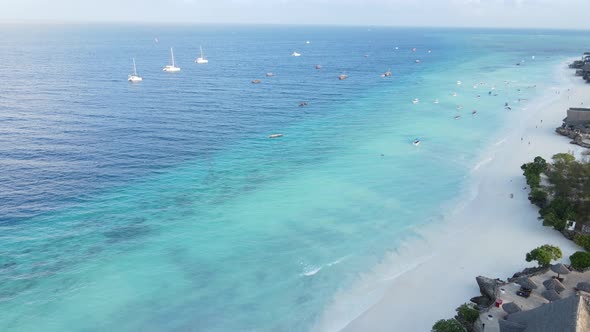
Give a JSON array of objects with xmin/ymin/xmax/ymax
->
[{"xmin": 1, "ymin": 0, "xmax": 589, "ymax": 29}]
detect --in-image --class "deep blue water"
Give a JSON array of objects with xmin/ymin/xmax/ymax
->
[{"xmin": 1, "ymin": 25, "xmax": 589, "ymax": 331}]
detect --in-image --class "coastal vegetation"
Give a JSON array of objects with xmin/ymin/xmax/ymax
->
[
  {"xmin": 455, "ymin": 303, "xmax": 479, "ymax": 325},
  {"xmin": 523, "ymin": 153, "xmax": 590, "ymax": 271},
  {"xmin": 521, "ymin": 153, "xmax": 590, "ymax": 232},
  {"xmin": 525, "ymin": 244, "xmax": 562, "ymax": 267},
  {"xmin": 431, "ymin": 318, "xmax": 465, "ymax": 332},
  {"xmin": 431, "ymin": 303, "xmax": 478, "ymax": 332},
  {"xmin": 569, "ymin": 251, "xmax": 590, "ymax": 269}
]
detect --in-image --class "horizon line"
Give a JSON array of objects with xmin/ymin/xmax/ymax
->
[{"xmin": 0, "ymin": 19, "xmax": 589, "ymax": 32}]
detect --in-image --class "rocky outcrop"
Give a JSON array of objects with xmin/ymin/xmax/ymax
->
[
  {"xmin": 508, "ymin": 266, "xmax": 548, "ymax": 281},
  {"xmin": 475, "ymin": 276, "xmax": 499, "ymax": 304},
  {"xmin": 470, "ymin": 296, "xmax": 491, "ymax": 309},
  {"xmin": 556, "ymin": 127, "xmax": 590, "ymax": 148}
]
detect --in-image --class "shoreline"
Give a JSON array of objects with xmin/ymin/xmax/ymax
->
[{"xmin": 315, "ymin": 60, "xmax": 588, "ymax": 332}]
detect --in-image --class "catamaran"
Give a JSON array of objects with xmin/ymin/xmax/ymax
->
[
  {"xmin": 163, "ymin": 48, "xmax": 181, "ymax": 72},
  {"xmin": 128, "ymin": 58, "xmax": 143, "ymax": 83},
  {"xmin": 195, "ymin": 46, "xmax": 208, "ymax": 64}
]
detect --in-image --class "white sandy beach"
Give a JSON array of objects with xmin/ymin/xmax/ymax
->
[{"xmin": 315, "ymin": 61, "xmax": 589, "ymax": 332}]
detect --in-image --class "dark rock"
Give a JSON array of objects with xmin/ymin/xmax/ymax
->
[
  {"xmin": 470, "ymin": 296, "xmax": 492, "ymax": 308},
  {"xmin": 476, "ymin": 276, "xmax": 499, "ymax": 302},
  {"xmin": 509, "ymin": 266, "xmax": 548, "ymax": 281}
]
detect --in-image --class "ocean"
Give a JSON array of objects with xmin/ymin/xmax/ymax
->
[{"xmin": 0, "ymin": 25, "xmax": 589, "ymax": 331}]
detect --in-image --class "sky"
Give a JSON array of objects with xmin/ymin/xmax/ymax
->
[{"xmin": 1, "ymin": 0, "xmax": 589, "ymax": 29}]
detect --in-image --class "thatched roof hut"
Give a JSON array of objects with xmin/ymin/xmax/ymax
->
[
  {"xmin": 577, "ymin": 282, "xmax": 590, "ymax": 293},
  {"xmin": 542, "ymin": 289, "xmax": 562, "ymax": 302},
  {"xmin": 551, "ymin": 263, "xmax": 571, "ymax": 276},
  {"xmin": 543, "ymin": 279, "xmax": 566, "ymax": 293},
  {"xmin": 516, "ymin": 277, "xmax": 538, "ymax": 290},
  {"xmin": 503, "ymin": 302, "xmax": 522, "ymax": 314}
]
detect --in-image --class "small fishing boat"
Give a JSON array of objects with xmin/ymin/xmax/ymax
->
[
  {"xmin": 415, "ymin": 59, "xmax": 421, "ymax": 63},
  {"xmin": 338, "ymin": 74, "xmax": 348, "ymax": 80},
  {"xmin": 315, "ymin": 65, "xmax": 322, "ymax": 70},
  {"xmin": 454, "ymin": 115, "xmax": 462, "ymax": 120},
  {"xmin": 383, "ymin": 69, "xmax": 392, "ymax": 77},
  {"xmin": 413, "ymin": 139, "xmax": 421, "ymax": 146},
  {"xmin": 266, "ymin": 73, "xmax": 274, "ymax": 77},
  {"xmin": 292, "ymin": 51, "xmax": 301, "ymax": 57},
  {"xmin": 163, "ymin": 48, "xmax": 181, "ymax": 72},
  {"xmin": 128, "ymin": 58, "xmax": 143, "ymax": 83},
  {"xmin": 412, "ymin": 47, "xmax": 417, "ymax": 52},
  {"xmin": 452, "ymin": 92, "xmax": 457, "ymax": 97},
  {"xmin": 195, "ymin": 45, "xmax": 208, "ymax": 64},
  {"xmin": 434, "ymin": 99, "xmax": 439, "ymax": 104},
  {"xmin": 299, "ymin": 102, "xmax": 308, "ymax": 107},
  {"xmin": 269, "ymin": 134, "xmax": 283, "ymax": 138},
  {"xmin": 251, "ymin": 79, "xmax": 261, "ymax": 84},
  {"xmin": 457, "ymin": 80, "xmax": 462, "ymax": 85},
  {"xmin": 306, "ymin": 41, "xmax": 311, "ymax": 44},
  {"xmin": 412, "ymin": 98, "xmax": 419, "ymax": 104},
  {"xmin": 472, "ymin": 110, "xmax": 477, "ymax": 115}
]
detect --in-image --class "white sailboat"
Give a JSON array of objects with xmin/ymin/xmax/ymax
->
[
  {"xmin": 195, "ymin": 45, "xmax": 208, "ymax": 64},
  {"xmin": 163, "ymin": 48, "xmax": 181, "ymax": 72},
  {"xmin": 128, "ymin": 58, "xmax": 143, "ymax": 82}
]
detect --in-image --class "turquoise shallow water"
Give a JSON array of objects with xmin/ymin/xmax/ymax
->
[{"xmin": 1, "ymin": 26, "xmax": 590, "ymax": 331}]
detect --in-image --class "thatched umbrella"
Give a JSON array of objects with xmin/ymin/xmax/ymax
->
[
  {"xmin": 543, "ymin": 278, "xmax": 566, "ymax": 293},
  {"xmin": 550, "ymin": 263, "xmax": 570, "ymax": 279},
  {"xmin": 502, "ymin": 302, "xmax": 522, "ymax": 314},
  {"xmin": 577, "ymin": 282, "xmax": 590, "ymax": 293},
  {"xmin": 542, "ymin": 289, "xmax": 562, "ymax": 302},
  {"xmin": 516, "ymin": 277, "xmax": 538, "ymax": 290}
]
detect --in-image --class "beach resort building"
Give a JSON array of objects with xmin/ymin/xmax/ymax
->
[
  {"xmin": 499, "ymin": 294, "xmax": 590, "ymax": 332},
  {"xmin": 562, "ymin": 108, "xmax": 590, "ymax": 129},
  {"xmin": 475, "ymin": 267, "xmax": 590, "ymax": 332}
]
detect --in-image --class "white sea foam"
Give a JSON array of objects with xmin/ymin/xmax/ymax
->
[
  {"xmin": 303, "ymin": 266, "xmax": 323, "ymax": 276},
  {"xmin": 303, "ymin": 256, "xmax": 348, "ymax": 277}
]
